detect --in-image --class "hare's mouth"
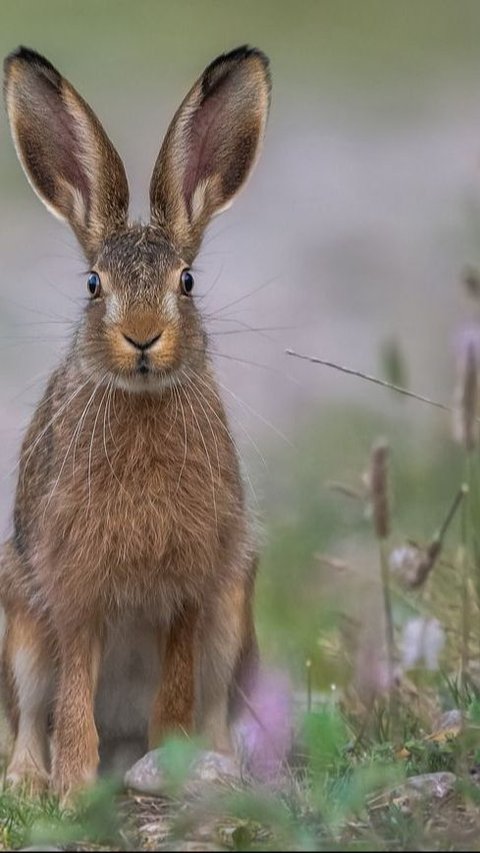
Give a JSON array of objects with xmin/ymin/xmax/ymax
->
[
  {"xmin": 112, "ymin": 363, "xmax": 180, "ymax": 394},
  {"xmin": 137, "ymin": 353, "xmax": 150, "ymax": 375}
]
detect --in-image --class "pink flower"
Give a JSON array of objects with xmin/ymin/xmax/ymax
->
[
  {"xmin": 235, "ymin": 668, "xmax": 294, "ymax": 783},
  {"xmin": 454, "ymin": 323, "xmax": 480, "ymax": 365}
]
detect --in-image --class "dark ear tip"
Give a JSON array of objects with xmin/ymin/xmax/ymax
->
[
  {"xmin": 225, "ymin": 45, "xmax": 270, "ymax": 68},
  {"xmin": 4, "ymin": 46, "xmax": 57, "ymax": 78},
  {"xmin": 206, "ymin": 45, "xmax": 271, "ymax": 83}
]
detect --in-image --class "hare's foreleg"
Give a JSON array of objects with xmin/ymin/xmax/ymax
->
[
  {"xmin": 51, "ymin": 623, "xmax": 102, "ymax": 798},
  {"xmin": 2, "ymin": 608, "xmax": 52, "ymax": 793},
  {"xmin": 148, "ymin": 604, "xmax": 198, "ymax": 748},
  {"xmin": 199, "ymin": 571, "xmax": 258, "ymax": 754}
]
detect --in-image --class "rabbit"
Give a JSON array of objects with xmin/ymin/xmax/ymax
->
[{"xmin": 1, "ymin": 44, "xmax": 270, "ymax": 798}]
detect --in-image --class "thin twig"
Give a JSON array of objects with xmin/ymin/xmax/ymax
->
[
  {"xmin": 305, "ymin": 659, "xmax": 312, "ymax": 714},
  {"xmin": 436, "ymin": 484, "xmax": 469, "ymax": 546},
  {"xmin": 286, "ymin": 349, "xmax": 454, "ymax": 414}
]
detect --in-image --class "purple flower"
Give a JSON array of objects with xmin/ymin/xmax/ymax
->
[
  {"xmin": 454, "ymin": 323, "xmax": 480, "ymax": 365},
  {"xmin": 234, "ymin": 668, "xmax": 293, "ymax": 783}
]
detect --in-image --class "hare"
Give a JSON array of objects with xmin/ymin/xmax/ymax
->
[{"xmin": 1, "ymin": 45, "xmax": 270, "ymax": 797}]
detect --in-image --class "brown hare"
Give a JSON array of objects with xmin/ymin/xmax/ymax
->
[{"xmin": 1, "ymin": 45, "xmax": 270, "ymax": 797}]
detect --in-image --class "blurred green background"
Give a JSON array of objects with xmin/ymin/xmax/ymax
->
[{"xmin": 1, "ymin": 0, "xmax": 480, "ymax": 685}]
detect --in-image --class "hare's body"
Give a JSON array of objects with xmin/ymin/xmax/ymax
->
[
  {"xmin": 1, "ymin": 45, "xmax": 270, "ymax": 796},
  {"xmin": 6, "ymin": 360, "xmax": 249, "ymax": 622},
  {"xmin": 1, "ymin": 341, "xmax": 257, "ymax": 788}
]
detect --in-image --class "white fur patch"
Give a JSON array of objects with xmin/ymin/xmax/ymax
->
[
  {"xmin": 191, "ymin": 179, "xmax": 208, "ymax": 222},
  {"xmin": 105, "ymin": 294, "xmax": 122, "ymax": 324},
  {"xmin": 162, "ymin": 291, "xmax": 179, "ymax": 323},
  {"xmin": 8, "ymin": 648, "xmax": 52, "ymax": 779},
  {"xmin": 13, "ymin": 649, "xmax": 51, "ymax": 723}
]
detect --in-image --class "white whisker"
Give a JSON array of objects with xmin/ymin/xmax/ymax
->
[{"xmin": 182, "ymin": 384, "xmax": 218, "ymax": 529}]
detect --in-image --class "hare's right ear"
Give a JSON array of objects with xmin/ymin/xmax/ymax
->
[
  {"xmin": 4, "ymin": 47, "xmax": 129, "ymax": 263},
  {"xmin": 149, "ymin": 46, "xmax": 271, "ymax": 263}
]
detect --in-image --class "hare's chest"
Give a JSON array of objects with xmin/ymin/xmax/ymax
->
[
  {"xmin": 45, "ymin": 457, "xmax": 222, "ymax": 617},
  {"xmin": 44, "ymin": 393, "xmax": 233, "ymax": 609}
]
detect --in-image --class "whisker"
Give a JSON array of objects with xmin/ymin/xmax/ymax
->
[
  {"xmin": 105, "ymin": 381, "xmax": 121, "ymax": 454},
  {"xmin": 71, "ymin": 375, "xmax": 108, "ymax": 475},
  {"xmin": 185, "ymin": 369, "xmax": 261, "ymax": 507},
  {"xmin": 174, "ymin": 383, "xmax": 189, "ymax": 496},
  {"xmin": 182, "ymin": 383, "xmax": 218, "ymax": 528},
  {"xmin": 3, "ymin": 298, "xmax": 76, "ymax": 325},
  {"xmin": 205, "ymin": 325, "xmax": 295, "ymax": 337},
  {"xmin": 13, "ymin": 371, "xmax": 96, "ymax": 485},
  {"xmin": 164, "ymin": 377, "xmax": 180, "ymax": 442},
  {"xmin": 87, "ymin": 376, "xmax": 111, "ymax": 509},
  {"xmin": 204, "ymin": 274, "xmax": 280, "ymax": 319},
  {"xmin": 184, "ymin": 374, "xmax": 221, "ymax": 480},
  {"xmin": 42, "ymin": 374, "xmax": 107, "ymax": 517},
  {"xmin": 214, "ymin": 375, "xmax": 293, "ymax": 447},
  {"xmin": 193, "ymin": 368, "xmax": 268, "ymax": 467},
  {"xmin": 102, "ymin": 378, "xmax": 131, "ymax": 500},
  {"xmin": 9, "ymin": 370, "xmax": 54, "ymax": 404}
]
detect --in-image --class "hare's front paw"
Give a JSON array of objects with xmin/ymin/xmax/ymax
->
[
  {"xmin": 52, "ymin": 741, "xmax": 99, "ymax": 802},
  {"xmin": 52, "ymin": 762, "xmax": 98, "ymax": 804},
  {"xmin": 6, "ymin": 756, "xmax": 49, "ymax": 797}
]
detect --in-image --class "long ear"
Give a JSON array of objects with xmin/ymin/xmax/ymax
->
[
  {"xmin": 149, "ymin": 46, "xmax": 271, "ymax": 262},
  {"xmin": 4, "ymin": 47, "xmax": 129, "ymax": 262}
]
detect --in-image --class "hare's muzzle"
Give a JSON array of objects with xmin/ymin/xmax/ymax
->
[{"xmin": 122, "ymin": 332, "xmax": 163, "ymax": 352}]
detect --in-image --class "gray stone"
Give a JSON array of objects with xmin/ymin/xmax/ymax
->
[
  {"xmin": 190, "ymin": 750, "xmax": 240, "ymax": 784},
  {"xmin": 369, "ymin": 771, "xmax": 457, "ymax": 816},
  {"xmin": 436, "ymin": 709, "xmax": 463, "ymax": 731},
  {"xmin": 402, "ymin": 771, "xmax": 457, "ymax": 799},
  {"xmin": 124, "ymin": 748, "xmax": 241, "ymax": 796}
]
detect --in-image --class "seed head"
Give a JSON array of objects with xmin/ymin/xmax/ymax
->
[
  {"xmin": 453, "ymin": 337, "xmax": 478, "ymax": 451},
  {"xmin": 369, "ymin": 440, "xmax": 390, "ymax": 539}
]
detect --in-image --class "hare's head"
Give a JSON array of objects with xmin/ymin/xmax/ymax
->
[{"xmin": 4, "ymin": 46, "xmax": 270, "ymax": 391}]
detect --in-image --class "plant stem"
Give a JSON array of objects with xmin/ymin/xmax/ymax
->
[
  {"xmin": 380, "ymin": 540, "xmax": 397, "ymax": 733},
  {"xmin": 305, "ymin": 658, "xmax": 312, "ymax": 714},
  {"xmin": 460, "ymin": 461, "xmax": 471, "ymax": 695},
  {"xmin": 435, "ymin": 484, "xmax": 469, "ymax": 547}
]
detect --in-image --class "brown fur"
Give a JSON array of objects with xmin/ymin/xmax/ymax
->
[{"xmin": 1, "ymin": 45, "xmax": 271, "ymax": 797}]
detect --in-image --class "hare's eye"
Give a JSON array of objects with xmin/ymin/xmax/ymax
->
[
  {"xmin": 87, "ymin": 271, "xmax": 101, "ymax": 298},
  {"xmin": 180, "ymin": 269, "xmax": 194, "ymax": 295}
]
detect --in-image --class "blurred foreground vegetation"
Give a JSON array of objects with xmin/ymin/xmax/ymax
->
[
  {"xmin": 4, "ymin": 0, "xmax": 480, "ymax": 850},
  {"xmin": 4, "ymin": 385, "xmax": 480, "ymax": 850}
]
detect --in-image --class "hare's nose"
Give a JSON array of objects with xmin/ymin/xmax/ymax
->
[{"xmin": 122, "ymin": 332, "xmax": 162, "ymax": 352}]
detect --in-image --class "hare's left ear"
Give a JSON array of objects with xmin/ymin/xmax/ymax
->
[
  {"xmin": 4, "ymin": 47, "xmax": 129, "ymax": 263},
  {"xmin": 149, "ymin": 46, "xmax": 271, "ymax": 262}
]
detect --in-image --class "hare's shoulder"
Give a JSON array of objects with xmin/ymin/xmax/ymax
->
[{"xmin": 14, "ymin": 367, "xmax": 69, "ymax": 553}]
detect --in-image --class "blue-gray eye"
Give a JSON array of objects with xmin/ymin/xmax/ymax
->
[
  {"xmin": 87, "ymin": 271, "xmax": 101, "ymax": 298},
  {"xmin": 180, "ymin": 269, "xmax": 194, "ymax": 295}
]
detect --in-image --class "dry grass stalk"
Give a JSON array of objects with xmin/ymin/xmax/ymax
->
[
  {"xmin": 370, "ymin": 441, "xmax": 390, "ymax": 540},
  {"xmin": 367, "ymin": 441, "xmax": 398, "ymax": 729},
  {"xmin": 325, "ymin": 480, "xmax": 366, "ymax": 501},
  {"xmin": 461, "ymin": 265, "xmax": 480, "ymax": 299},
  {"xmin": 392, "ymin": 485, "xmax": 468, "ymax": 589},
  {"xmin": 314, "ymin": 553, "xmax": 350, "ymax": 571},
  {"xmin": 453, "ymin": 341, "xmax": 478, "ymax": 451},
  {"xmin": 286, "ymin": 349, "xmax": 454, "ymax": 413}
]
